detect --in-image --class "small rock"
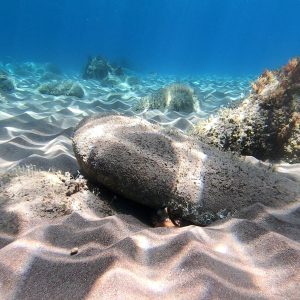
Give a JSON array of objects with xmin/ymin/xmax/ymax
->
[
  {"xmin": 66, "ymin": 190, "xmax": 72, "ymax": 197},
  {"xmin": 38, "ymin": 80, "xmax": 84, "ymax": 98},
  {"xmin": 70, "ymin": 247, "xmax": 79, "ymax": 255}
]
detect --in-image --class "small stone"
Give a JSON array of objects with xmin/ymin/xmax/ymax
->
[{"xmin": 70, "ymin": 247, "xmax": 79, "ymax": 255}]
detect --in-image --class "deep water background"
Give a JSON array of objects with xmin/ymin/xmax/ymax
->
[{"xmin": 0, "ymin": 0, "xmax": 299, "ymax": 76}]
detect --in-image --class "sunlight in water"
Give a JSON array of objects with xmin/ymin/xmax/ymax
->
[
  {"xmin": 86, "ymin": 267, "xmax": 169, "ymax": 299},
  {"xmin": 133, "ymin": 235, "xmax": 151, "ymax": 250},
  {"xmin": 214, "ymin": 243, "xmax": 228, "ymax": 254}
]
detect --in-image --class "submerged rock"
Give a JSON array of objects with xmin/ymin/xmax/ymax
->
[
  {"xmin": 44, "ymin": 63, "xmax": 62, "ymax": 75},
  {"xmin": 82, "ymin": 56, "xmax": 124, "ymax": 81},
  {"xmin": 135, "ymin": 84, "xmax": 200, "ymax": 113},
  {"xmin": 0, "ymin": 72, "xmax": 14, "ymax": 93},
  {"xmin": 193, "ymin": 57, "xmax": 300, "ymax": 163},
  {"xmin": 39, "ymin": 71, "xmax": 62, "ymax": 82},
  {"xmin": 83, "ymin": 56, "xmax": 110, "ymax": 80},
  {"xmin": 126, "ymin": 76, "xmax": 140, "ymax": 86},
  {"xmin": 38, "ymin": 80, "xmax": 85, "ymax": 98},
  {"xmin": 12, "ymin": 62, "xmax": 37, "ymax": 76},
  {"xmin": 72, "ymin": 113, "xmax": 299, "ymax": 226}
]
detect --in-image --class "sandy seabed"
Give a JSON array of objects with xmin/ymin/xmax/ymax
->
[{"xmin": 0, "ymin": 68, "xmax": 299, "ymax": 299}]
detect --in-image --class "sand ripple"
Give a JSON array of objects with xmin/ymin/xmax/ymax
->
[
  {"xmin": 0, "ymin": 204, "xmax": 299, "ymax": 299},
  {"xmin": 0, "ymin": 73, "xmax": 252, "ymax": 172},
  {"xmin": 1, "ymin": 71, "xmax": 299, "ymax": 299}
]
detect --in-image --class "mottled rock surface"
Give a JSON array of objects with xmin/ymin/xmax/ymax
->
[
  {"xmin": 194, "ymin": 57, "xmax": 300, "ymax": 163},
  {"xmin": 83, "ymin": 56, "xmax": 124, "ymax": 80},
  {"xmin": 73, "ymin": 113, "xmax": 299, "ymax": 225},
  {"xmin": 38, "ymin": 80, "xmax": 85, "ymax": 98},
  {"xmin": 135, "ymin": 84, "xmax": 200, "ymax": 113}
]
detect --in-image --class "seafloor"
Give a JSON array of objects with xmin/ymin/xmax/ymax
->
[{"xmin": 0, "ymin": 62, "xmax": 299, "ymax": 299}]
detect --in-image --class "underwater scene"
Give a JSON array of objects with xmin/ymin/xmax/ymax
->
[{"xmin": 0, "ymin": 1, "xmax": 299, "ymax": 299}]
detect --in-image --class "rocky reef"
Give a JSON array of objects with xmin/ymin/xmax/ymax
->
[
  {"xmin": 72, "ymin": 113, "xmax": 299, "ymax": 226},
  {"xmin": 193, "ymin": 58, "xmax": 300, "ymax": 163},
  {"xmin": 0, "ymin": 70, "xmax": 14, "ymax": 93},
  {"xmin": 83, "ymin": 56, "xmax": 124, "ymax": 80},
  {"xmin": 135, "ymin": 84, "xmax": 200, "ymax": 113},
  {"xmin": 38, "ymin": 80, "xmax": 85, "ymax": 98}
]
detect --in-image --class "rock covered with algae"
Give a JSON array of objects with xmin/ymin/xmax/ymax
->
[
  {"xmin": 134, "ymin": 84, "xmax": 200, "ymax": 113},
  {"xmin": 82, "ymin": 56, "xmax": 124, "ymax": 80},
  {"xmin": 0, "ymin": 70, "xmax": 14, "ymax": 93},
  {"xmin": 38, "ymin": 80, "xmax": 85, "ymax": 98},
  {"xmin": 193, "ymin": 57, "xmax": 300, "ymax": 163},
  {"xmin": 72, "ymin": 113, "xmax": 299, "ymax": 226}
]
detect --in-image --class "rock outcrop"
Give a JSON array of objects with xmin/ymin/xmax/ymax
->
[
  {"xmin": 73, "ymin": 113, "xmax": 299, "ymax": 225},
  {"xmin": 135, "ymin": 84, "xmax": 200, "ymax": 113},
  {"xmin": 83, "ymin": 56, "xmax": 124, "ymax": 80},
  {"xmin": 38, "ymin": 80, "xmax": 85, "ymax": 98},
  {"xmin": 0, "ymin": 71, "xmax": 14, "ymax": 93},
  {"xmin": 193, "ymin": 57, "xmax": 300, "ymax": 163}
]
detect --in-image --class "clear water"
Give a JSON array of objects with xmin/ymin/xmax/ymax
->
[
  {"xmin": 0, "ymin": 3, "xmax": 299, "ymax": 298},
  {"xmin": 0, "ymin": 0, "xmax": 299, "ymax": 172},
  {"xmin": 1, "ymin": 0, "xmax": 299, "ymax": 76}
]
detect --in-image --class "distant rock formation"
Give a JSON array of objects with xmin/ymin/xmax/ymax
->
[
  {"xmin": 72, "ymin": 113, "xmax": 299, "ymax": 226},
  {"xmin": 135, "ymin": 84, "xmax": 200, "ymax": 113},
  {"xmin": 0, "ymin": 71, "xmax": 14, "ymax": 93},
  {"xmin": 44, "ymin": 63, "xmax": 62, "ymax": 75},
  {"xmin": 83, "ymin": 56, "xmax": 124, "ymax": 80},
  {"xmin": 193, "ymin": 57, "xmax": 300, "ymax": 163},
  {"xmin": 38, "ymin": 80, "xmax": 85, "ymax": 98},
  {"xmin": 126, "ymin": 76, "xmax": 140, "ymax": 86}
]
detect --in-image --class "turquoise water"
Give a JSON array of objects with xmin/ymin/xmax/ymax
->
[
  {"xmin": 0, "ymin": 1, "xmax": 299, "ymax": 171},
  {"xmin": 0, "ymin": 0, "xmax": 299, "ymax": 75},
  {"xmin": 0, "ymin": 3, "xmax": 300, "ymax": 299}
]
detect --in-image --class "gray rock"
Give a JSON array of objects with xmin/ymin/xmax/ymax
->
[
  {"xmin": 0, "ymin": 74, "xmax": 14, "ymax": 93},
  {"xmin": 38, "ymin": 80, "xmax": 84, "ymax": 98},
  {"xmin": 83, "ymin": 56, "xmax": 110, "ymax": 80},
  {"xmin": 194, "ymin": 57, "xmax": 300, "ymax": 163},
  {"xmin": 73, "ymin": 114, "xmax": 300, "ymax": 225},
  {"xmin": 83, "ymin": 56, "xmax": 125, "ymax": 80},
  {"xmin": 126, "ymin": 76, "xmax": 140, "ymax": 86},
  {"xmin": 135, "ymin": 84, "xmax": 200, "ymax": 113}
]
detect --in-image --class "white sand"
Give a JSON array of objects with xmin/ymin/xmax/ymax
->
[
  {"xmin": 0, "ymin": 69, "xmax": 252, "ymax": 173},
  {"xmin": 0, "ymin": 65, "xmax": 299, "ymax": 299}
]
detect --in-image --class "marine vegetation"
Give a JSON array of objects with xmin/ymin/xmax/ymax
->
[
  {"xmin": 135, "ymin": 84, "xmax": 200, "ymax": 113},
  {"xmin": 193, "ymin": 57, "xmax": 300, "ymax": 163},
  {"xmin": 38, "ymin": 80, "xmax": 85, "ymax": 98}
]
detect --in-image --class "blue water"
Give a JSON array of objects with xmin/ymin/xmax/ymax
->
[{"xmin": 0, "ymin": 0, "xmax": 299, "ymax": 76}]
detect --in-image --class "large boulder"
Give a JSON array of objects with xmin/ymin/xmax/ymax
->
[
  {"xmin": 193, "ymin": 57, "xmax": 300, "ymax": 163},
  {"xmin": 134, "ymin": 84, "xmax": 200, "ymax": 113},
  {"xmin": 73, "ymin": 114, "xmax": 299, "ymax": 225},
  {"xmin": 38, "ymin": 80, "xmax": 85, "ymax": 98}
]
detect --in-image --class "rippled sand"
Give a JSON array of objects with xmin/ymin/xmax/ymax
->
[
  {"xmin": 0, "ymin": 69, "xmax": 299, "ymax": 299},
  {"xmin": 0, "ymin": 71, "xmax": 251, "ymax": 172}
]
